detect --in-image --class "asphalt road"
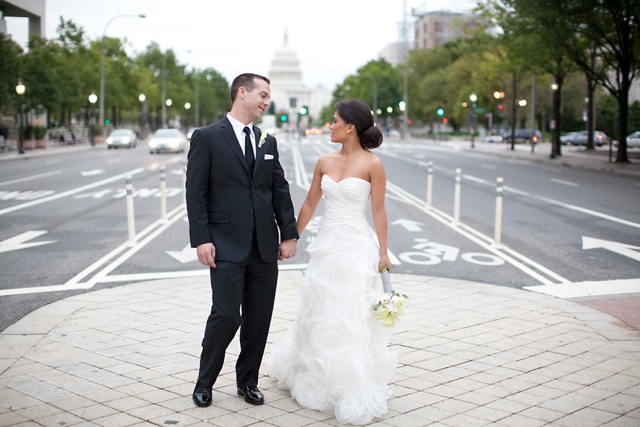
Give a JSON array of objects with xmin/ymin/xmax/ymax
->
[{"xmin": 1, "ymin": 134, "xmax": 639, "ymax": 331}]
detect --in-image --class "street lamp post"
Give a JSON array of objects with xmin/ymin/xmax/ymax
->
[
  {"xmin": 88, "ymin": 92, "xmax": 98, "ymax": 145},
  {"xmin": 469, "ymin": 93, "xmax": 478, "ymax": 148},
  {"xmin": 161, "ymin": 49, "xmax": 192, "ymax": 128},
  {"xmin": 99, "ymin": 14, "xmax": 146, "ymax": 128},
  {"xmin": 15, "ymin": 80, "xmax": 25, "ymax": 154},
  {"xmin": 138, "ymin": 93, "xmax": 146, "ymax": 138}
]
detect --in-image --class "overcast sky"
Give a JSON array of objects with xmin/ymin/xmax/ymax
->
[{"xmin": 6, "ymin": 0, "xmax": 477, "ymax": 90}]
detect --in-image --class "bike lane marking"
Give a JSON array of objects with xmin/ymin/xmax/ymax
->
[{"xmin": 0, "ymin": 170, "xmax": 62, "ymax": 187}]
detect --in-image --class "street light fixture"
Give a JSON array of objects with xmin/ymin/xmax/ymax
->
[
  {"xmin": 518, "ymin": 99, "xmax": 527, "ymax": 107},
  {"xmin": 99, "ymin": 14, "xmax": 146, "ymax": 127},
  {"xmin": 162, "ymin": 49, "xmax": 192, "ymax": 127},
  {"xmin": 362, "ymin": 74, "xmax": 378, "ymax": 126},
  {"xmin": 15, "ymin": 79, "xmax": 25, "ymax": 154},
  {"xmin": 184, "ymin": 102, "xmax": 191, "ymax": 110},
  {"xmin": 469, "ymin": 93, "xmax": 478, "ymax": 103},
  {"xmin": 550, "ymin": 82, "xmax": 559, "ymax": 91},
  {"xmin": 139, "ymin": 93, "xmax": 147, "ymax": 139},
  {"xmin": 386, "ymin": 106, "xmax": 393, "ymax": 113},
  {"xmin": 88, "ymin": 92, "xmax": 98, "ymax": 145},
  {"xmin": 166, "ymin": 98, "xmax": 173, "ymax": 107},
  {"xmin": 138, "ymin": 93, "xmax": 146, "ymax": 102}
]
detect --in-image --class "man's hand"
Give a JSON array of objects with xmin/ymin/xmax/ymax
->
[
  {"xmin": 197, "ymin": 243, "xmax": 216, "ymax": 268},
  {"xmin": 278, "ymin": 239, "xmax": 297, "ymax": 261}
]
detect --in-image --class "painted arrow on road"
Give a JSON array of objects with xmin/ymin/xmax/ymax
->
[
  {"xmin": 391, "ymin": 219, "xmax": 424, "ymax": 232},
  {"xmin": 166, "ymin": 244, "xmax": 198, "ymax": 263},
  {"xmin": 0, "ymin": 230, "xmax": 56, "ymax": 254},
  {"xmin": 582, "ymin": 236, "xmax": 640, "ymax": 262}
]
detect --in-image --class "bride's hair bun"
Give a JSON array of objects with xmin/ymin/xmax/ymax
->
[{"xmin": 336, "ymin": 99, "xmax": 383, "ymax": 150}]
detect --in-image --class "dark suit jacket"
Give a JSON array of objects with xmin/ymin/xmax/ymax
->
[{"xmin": 186, "ymin": 117, "xmax": 298, "ymax": 263}]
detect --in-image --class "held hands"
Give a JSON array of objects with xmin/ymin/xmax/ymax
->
[
  {"xmin": 278, "ymin": 239, "xmax": 297, "ymax": 261},
  {"xmin": 197, "ymin": 243, "xmax": 216, "ymax": 268},
  {"xmin": 378, "ymin": 253, "xmax": 392, "ymax": 273}
]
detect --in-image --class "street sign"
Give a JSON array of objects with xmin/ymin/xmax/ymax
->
[
  {"xmin": 473, "ymin": 108, "xmax": 486, "ymax": 114},
  {"xmin": 467, "ymin": 114, "xmax": 478, "ymax": 124}
]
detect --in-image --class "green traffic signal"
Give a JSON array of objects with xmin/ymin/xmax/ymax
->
[
  {"xmin": 280, "ymin": 115, "xmax": 288, "ymax": 122},
  {"xmin": 299, "ymin": 106, "xmax": 308, "ymax": 115},
  {"xmin": 105, "ymin": 119, "xmax": 111, "ymax": 125},
  {"xmin": 436, "ymin": 108, "xmax": 444, "ymax": 116}
]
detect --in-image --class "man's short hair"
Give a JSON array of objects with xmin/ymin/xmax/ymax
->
[{"xmin": 230, "ymin": 73, "xmax": 270, "ymax": 105}]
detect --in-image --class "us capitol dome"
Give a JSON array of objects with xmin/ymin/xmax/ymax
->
[{"xmin": 267, "ymin": 30, "xmax": 332, "ymax": 127}]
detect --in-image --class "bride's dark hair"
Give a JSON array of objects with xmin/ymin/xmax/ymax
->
[{"xmin": 335, "ymin": 99, "xmax": 383, "ymax": 150}]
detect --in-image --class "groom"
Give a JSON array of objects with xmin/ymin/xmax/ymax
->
[{"xmin": 186, "ymin": 73, "xmax": 298, "ymax": 407}]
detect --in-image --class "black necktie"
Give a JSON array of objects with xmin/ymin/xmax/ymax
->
[{"xmin": 243, "ymin": 127, "xmax": 255, "ymax": 176}]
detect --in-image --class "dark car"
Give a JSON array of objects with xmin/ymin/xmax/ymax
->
[{"xmin": 501, "ymin": 129, "xmax": 542, "ymax": 143}]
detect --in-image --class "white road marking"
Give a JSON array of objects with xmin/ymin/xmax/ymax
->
[
  {"xmin": 0, "ymin": 231, "xmax": 56, "ymax": 254},
  {"xmin": 0, "ymin": 170, "xmax": 62, "ymax": 187},
  {"xmin": 45, "ymin": 159, "xmax": 62, "ymax": 165},
  {"xmin": 551, "ymin": 178, "xmax": 579, "ymax": 187},
  {"xmin": 166, "ymin": 244, "xmax": 198, "ymax": 263},
  {"xmin": 391, "ymin": 219, "xmax": 424, "ymax": 232},
  {"xmin": 481, "ymin": 164, "xmax": 497, "ymax": 170},
  {"xmin": 0, "ymin": 168, "xmax": 145, "ymax": 216},
  {"xmin": 583, "ymin": 236, "xmax": 640, "ymax": 262},
  {"xmin": 525, "ymin": 278, "xmax": 640, "ymax": 298},
  {"xmin": 81, "ymin": 169, "xmax": 105, "ymax": 176},
  {"xmin": 291, "ymin": 144, "xmax": 311, "ymax": 190}
]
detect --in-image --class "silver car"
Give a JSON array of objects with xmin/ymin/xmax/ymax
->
[
  {"xmin": 148, "ymin": 129, "xmax": 187, "ymax": 154},
  {"xmin": 626, "ymin": 131, "xmax": 640, "ymax": 148},
  {"xmin": 560, "ymin": 130, "xmax": 608, "ymax": 146},
  {"xmin": 106, "ymin": 129, "xmax": 137, "ymax": 149}
]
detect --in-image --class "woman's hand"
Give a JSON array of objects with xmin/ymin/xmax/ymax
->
[{"xmin": 378, "ymin": 253, "xmax": 392, "ymax": 273}]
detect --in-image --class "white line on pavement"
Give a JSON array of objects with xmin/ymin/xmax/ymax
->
[
  {"xmin": 0, "ymin": 170, "xmax": 62, "ymax": 187},
  {"xmin": 551, "ymin": 178, "xmax": 579, "ymax": 187},
  {"xmin": 525, "ymin": 278, "xmax": 640, "ymax": 298},
  {"xmin": 0, "ymin": 168, "xmax": 145, "ymax": 216},
  {"xmin": 291, "ymin": 144, "xmax": 311, "ymax": 190}
]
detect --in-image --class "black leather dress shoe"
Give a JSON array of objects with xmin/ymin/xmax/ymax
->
[
  {"xmin": 237, "ymin": 385, "xmax": 264, "ymax": 405},
  {"xmin": 192, "ymin": 387, "xmax": 212, "ymax": 407}
]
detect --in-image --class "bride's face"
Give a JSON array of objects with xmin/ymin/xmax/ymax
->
[{"xmin": 330, "ymin": 112, "xmax": 351, "ymax": 143}]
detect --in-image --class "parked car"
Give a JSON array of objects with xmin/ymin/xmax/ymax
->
[
  {"xmin": 187, "ymin": 127, "xmax": 199, "ymax": 140},
  {"xmin": 148, "ymin": 129, "xmax": 187, "ymax": 154},
  {"xmin": 501, "ymin": 129, "xmax": 542, "ymax": 143},
  {"xmin": 626, "ymin": 131, "xmax": 640, "ymax": 148},
  {"xmin": 560, "ymin": 130, "xmax": 608, "ymax": 146},
  {"xmin": 106, "ymin": 129, "xmax": 137, "ymax": 149},
  {"xmin": 484, "ymin": 134, "xmax": 503, "ymax": 143}
]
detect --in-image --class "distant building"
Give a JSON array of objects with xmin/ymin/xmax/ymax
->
[
  {"xmin": 378, "ymin": 42, "xmax": 404, "ymax": 67},
  {"xmin": 412, "ymin": 10, "xmax": 479, "ymax": 51},
  {"xmin": 0, "ymin": 0, "xmax": 46, "ymax": 39},
  {"xmin": 268, "ymin": 31, "xmax": 332, "ymax": 127}
]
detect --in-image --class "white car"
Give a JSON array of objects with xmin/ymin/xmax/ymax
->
[
  {"xmin": 626, "ymin": 131, "xmax": 640, "ymax": 148},
  {"xmin": 106, "ymin": 129, "xmax": 137, "ymax": 149},
  {"xmin": 149, "ymin": 129, "xmax": 187, "ymax": 154},
  {"xmin": 484, "ymin": 134, "xmax": 503, "ymax": 143}
]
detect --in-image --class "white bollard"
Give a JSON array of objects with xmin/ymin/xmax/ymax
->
[
  {"xmin": 453, "ymin": 168, "xmax": 461, "ymax": 225},
  {"xmin": 125, "ymin": 174, "xmax": 137, "ymax": 246},
  {"xmin": 160, "ymin": 165, "xmax": 167, "ymax": 222},
  {"xmin": 426, "ymin": 161, "xmax": 433, "ymax": 208},
  {"xmin": 493, "ymin": 177, "xmax": 504, "ymax": 248},
  {"xmin": 182, "ymin": 158, "xmax": 187, "ymax": 208}
]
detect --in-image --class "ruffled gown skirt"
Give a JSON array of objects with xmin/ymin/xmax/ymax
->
[{"xmin": 270, "ymin": 176, "xmax": 396, "ymax": 425}]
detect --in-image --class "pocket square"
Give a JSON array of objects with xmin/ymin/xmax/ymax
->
[{"xmin": 264, "ymin": 154, "xmax": 274, "ymax": 160}]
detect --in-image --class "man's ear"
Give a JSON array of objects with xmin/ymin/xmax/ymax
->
[{"xmin": 238, "ymin": 87, "xmax": 246, "ymax": 100}]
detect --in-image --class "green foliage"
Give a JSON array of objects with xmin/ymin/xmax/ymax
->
[
  {"xmin": 33, "ymin": 126, "xmax": 47, "ymax": 139},
  {"xmin": 89, "ymin": 124, "xmax": 104, "ymax": 136},
  {"xmin": 0, "ymin": 34, "xmax": 23, "ymax": 113}
]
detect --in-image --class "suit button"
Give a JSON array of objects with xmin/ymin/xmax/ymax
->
[{"xmin": 249, "ymin": 210, "xmax": 254, "ymax": 215}]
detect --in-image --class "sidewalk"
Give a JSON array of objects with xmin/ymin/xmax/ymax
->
[
  {"xmin": 1, "ymin": 272, "xmax": 639, "ymax": 426},
  {"xmin": 415, "ymin": 137, "xmax": 640, "ymax": 179},
  {"xmin": 0, "ymin": 141, "xmax": 96, "ymax": 162}
]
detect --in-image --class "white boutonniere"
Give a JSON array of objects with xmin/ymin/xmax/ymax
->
[{"xmin": 258, "ymin": 132, "xmax": 268, "ymax": 149}]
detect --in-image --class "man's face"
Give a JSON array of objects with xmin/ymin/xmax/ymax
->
[{"xmin": 242, "ymin": 78, "xmax": 271, "ymax": 122}]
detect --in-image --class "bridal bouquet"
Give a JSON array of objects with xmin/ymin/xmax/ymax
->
[{"xmin": 373, "ymin": 268, "xmax": 408, "ymax": 327}]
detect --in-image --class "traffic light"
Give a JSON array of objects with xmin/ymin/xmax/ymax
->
[
  {"xmin": 498, "ymin": 104, "xmax": 504, "ymax": 118},
  {"xmin": 280, "ymin": 114, "xmax": 288, "ymax": 122},
  {"xmin": 399, "ymin": 101, "xmax": 406, "ymax": 111},
  {"xmin": 443, "ymin": 117, "xmax": 448, "ymax": 124},
  {"xmin": 105, "ymin": 119, "xmax": 111, "ymax": 125},
  {"xmin": 437, "ymin": 108, "xmax": 444, "ymax": 116},
  {"xmin": 299, "ymin": 106, "xmax": 308, "ymax": 115}
]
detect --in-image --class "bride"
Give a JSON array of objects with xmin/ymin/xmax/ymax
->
[{"xmin": 270, "ymin": 99, "xmax": 396, "ymax": 425}]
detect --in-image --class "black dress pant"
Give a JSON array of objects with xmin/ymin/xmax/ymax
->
[{"xmin": 195, "ymin": 234, "xmax": 278, "ymax": 390}]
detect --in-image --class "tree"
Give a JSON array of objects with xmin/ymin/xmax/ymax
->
[{"xmin": 0, "ymin": 34, "xmax": 23, "ymax": 114}]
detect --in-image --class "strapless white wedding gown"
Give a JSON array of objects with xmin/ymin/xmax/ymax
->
[{"xmin": 270, "ymin": 175, "xmax": 396, "ymax": 425}]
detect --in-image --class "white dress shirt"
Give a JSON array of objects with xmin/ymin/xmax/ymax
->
[{"xmin": 227, "ymin": 113, "xmax": 256, "ymax": 159}]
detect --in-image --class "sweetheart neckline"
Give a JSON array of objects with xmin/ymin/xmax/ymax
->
[{"xmin": 322, "ymin": 174, "xmax": 371, "ymax": 185}]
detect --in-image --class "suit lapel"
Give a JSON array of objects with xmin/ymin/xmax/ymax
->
[{"xmin": 220, "ymin": 117, "xmax": 251, "ymax": 175}]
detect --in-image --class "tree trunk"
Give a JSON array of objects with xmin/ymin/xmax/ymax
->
[
  {"xmin": 586, "ymin": 77, "xmax": 595, "ymax": 150},
  {"xmin": 615, "ymin": 74, "xmax": 630, "ymax": 163}
]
